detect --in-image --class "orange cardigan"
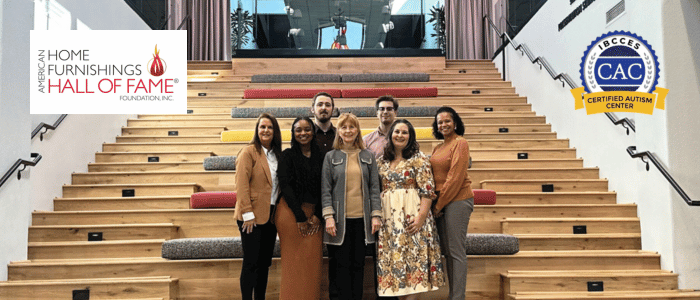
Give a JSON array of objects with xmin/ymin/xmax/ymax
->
[{"xmin": 429, "ymin": 136, "xmax": 474, "ymax": 212}]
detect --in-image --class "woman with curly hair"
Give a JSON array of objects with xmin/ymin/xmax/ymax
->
[{"xmin": 375, "ymin": 119, "xmax": 445, "ymax": 299}]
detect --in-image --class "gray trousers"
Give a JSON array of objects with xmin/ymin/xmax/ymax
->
[{"xmin": 436, "ymin": 198, "xmax": 474, "ymax": 300}]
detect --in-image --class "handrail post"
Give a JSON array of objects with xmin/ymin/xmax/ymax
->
[
  {"xmin": 627, "ymin": 146, "xmax": 700, "ymax": 206},
  {"xmin": 0, "ymin": 153, "xmax": 42, "ymax": 190}
]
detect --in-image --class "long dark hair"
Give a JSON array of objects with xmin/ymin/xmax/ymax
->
[
  {"xmin": 432, "ymin": 106, "xmax": 465, "ymax": 139},
  {"xmin": 290, "ymin": 116, "xmax": 320, "ymax": 154},
  {"xmin": 382, "ymin": 119, "xmax": 420, "ymax": 161},
  {"xmin": 252, "ymin": 113, "xmax": 282, "ymax": 159}
]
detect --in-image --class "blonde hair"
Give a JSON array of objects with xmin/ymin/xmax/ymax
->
[{"xmin": 333, "ymin": 113, "xmax": 365, "ymax": 150}]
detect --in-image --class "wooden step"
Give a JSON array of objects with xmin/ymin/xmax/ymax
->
[
  {"xmin": 186, "ymin": 86, "xmax": 517, "ymax": 97},
  {"xmin": 137, "ymin": 111, "xmax": 536, "ymax": 120},
  {"xmin": 62, "ymin": 183, "xmax": 200, "ymax": 198},
  {"xmin": 114, "ymin": 132, "xmax": 556, "ymax": 143},
  {"xmin": 29, "ymin": 223, "xmax": 179, "ymax": 242},
  {"xmin": 494, "ymin": 192, "xmax": 617, "ymax": 205},
  {"xmin": 501, "ymin": 218, "xmax": 641, "ymax": 235},
  {"xmin": 187, "ymin": 103, "xmax": 534, "ymax": 114},
  {"xmin": 54, "ymin": 195, "xmax": 191, "ymax": 211},
  {"xmin": 32, "ymin": 209, "xmax": 238, "ymax": 238},
  {"xmin": 507, "ymin": 290, "xmax": 700, "ymax": 300},
  {"xmin": 516, "ymin": 233, "xmax": 642, "ymax": 251},
  {"xmin": 102, "ymin": 139, "xmax": 567, "ymax": 156},
  {"xmin": 472, "ymin": 159, "xmax": 583, "ymax": 169},
  {"xmin": 122, "ymin": 126, "xmax": 227, "ymax": 136},
  {"xmin": 501, "ymin": 270, "xmax": 678, "ymax": 295},
  {"xmin": 188, "ymin": 60, "xmax": 231, "ymax": 69},
  {"xmin": 32, "ymin": 204, "xmax": 637, "ymax": 237},
  {"xmin": 68, "ymin": 168, "xmax": 596, "ymax": 190},
  {"xmin": 469, "ymin": 204, "xmax": 638, "ymax": 233},
  {"xmin": 0, "ymin": 276, "xmax": 177, "ymax": 300},
  {"xmin": 187, "ymin": 81, "xmax": 514, "ymax": 89},
  {"xmin": 126, "ymin": 115, "xmax": 547, "ymax": 127},
  {"xmin": 469, "ymin": 168, "xmax": 600, "ymax": 187},
  {"xmin": 95, "ymin": 151, "xmax": 215, "ymax": 163},
  {"xmin": 7, "ymin": 251, "xmax": 661, "ymax": 300},
  {"xmin": 470, "ymin": 148, "xmax": 577, "ymax": 160},
  {"xmin": 88, "ymin": 162, "xmax": 205, "ymax": 172},
  {"xmin": 27, "ymin": 239, "xmax": 164, "ymax": 259},
  {"xmin": 89, "ymin": 158, "xmax": 583, "ymax": 173},
  {"xmin": 482, "ymin": 179, "xmax": 608, "ymax": 192},
  {"xmin": 71, "ymin": 171, "xmax": 235, "ymax": 191},
  {"xmin": 186, "ymin": 96, "xmax": 530, "ymax": 107}
]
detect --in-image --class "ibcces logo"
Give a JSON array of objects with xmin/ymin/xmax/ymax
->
[{"xmin": 571, "ymin": 31, "xmax": 668, "ymax": 115}]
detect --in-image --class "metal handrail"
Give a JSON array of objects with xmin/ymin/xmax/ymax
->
[
  {"xmin": 31, "ymin": 114, "xmax": 67, "ymax": 141},
  {"xmin": 483, "ymin": 15, "xmax": 636, "ymax": 135},
  {"xmin": 627, "ymin": 147, "xmax": 700, "ymax": 206},
  {"xmin": 0, "ymin": 153, "xmax": 42, "ymax": 190}
]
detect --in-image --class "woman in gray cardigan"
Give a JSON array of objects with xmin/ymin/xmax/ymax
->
[{"xmin": 322, "ymin": 113, "xmax": 382, "ymax": 300}]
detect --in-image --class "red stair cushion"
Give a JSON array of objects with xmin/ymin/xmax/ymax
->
[
  {"xmin": 341, "ymin": 87, "xmax": 438, "ymax": 98},
  {"xmin": 190, "ymin": 192, "xmax": 237, "ymax": 209},
  {"xmin": 473, "ymin": 189, "xmax": 496, "ymax": 205},
  {"xmin": 243, "ymin": 89, "xmax": 342, "ymax": 99}
]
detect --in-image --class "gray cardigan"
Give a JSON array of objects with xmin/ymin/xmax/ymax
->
[{"xmin": 321, "ymin": 149, "xmax": 382, "ymax": 245}]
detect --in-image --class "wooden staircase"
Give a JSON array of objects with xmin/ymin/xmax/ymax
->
[{"xmin": 2, "ymin": 57, "xmax": 699, "ymax": 299}]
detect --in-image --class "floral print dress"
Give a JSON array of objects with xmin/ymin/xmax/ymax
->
[{"xmin": 376, "ymin": 152, "xmax": 445, "ymax": 296}]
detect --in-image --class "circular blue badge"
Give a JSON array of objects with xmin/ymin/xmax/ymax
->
[{"xmin": 580, "ymin": 31, "xmax": 659, "ymax": 94}]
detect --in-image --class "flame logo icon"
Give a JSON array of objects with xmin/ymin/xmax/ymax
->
[{"xmin": 148, "ymin": 45, "xmax": 166, "ymax": 76}]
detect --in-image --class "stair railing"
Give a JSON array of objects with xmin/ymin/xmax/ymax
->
[
  {"xmin": 31, "ymin": 114, "xmax": 67, "ymax": 141},
  {"xmin": 0, "ymin": 153, "xmax": 42, "ymax": 190},
  {"xmin": 482, "ymin": 15, "xmax": 636, "ymax": 135},
  {"xmin": 482, "ymin": 15, "xmax": 698, "ymax": 206},
  {"xmin": 627, "ymin": 147, "xmax": 700, "ymax": 206}
]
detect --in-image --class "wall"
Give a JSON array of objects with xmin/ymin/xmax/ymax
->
[
  {"xmin": 0, "ymin": 0, "xmax": 35, "ymax": 283},
  {"xmin": 663, "ymin": 0, "xmax": 700, "ymax": 289},
  {"xmin": 0, "ymin": 0, "xmax": 148, "ymax": 281},
  {"xmin": 494, "ymin": 0, "xmax": 699, "ymax": 287}
]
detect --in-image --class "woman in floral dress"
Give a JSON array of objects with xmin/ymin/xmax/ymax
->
[{"xmin": 376, "ymin": 119, "xmax": 445, "ymax": 299}]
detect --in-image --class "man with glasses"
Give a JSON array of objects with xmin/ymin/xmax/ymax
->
[{"xmin": 363, "ymin": 95, "xmax": 398, "ymax": 159}]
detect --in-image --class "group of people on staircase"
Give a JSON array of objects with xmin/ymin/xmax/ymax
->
[{"xmin": 233, "ymin": 92, "xmax": 474, "ymax": 300}]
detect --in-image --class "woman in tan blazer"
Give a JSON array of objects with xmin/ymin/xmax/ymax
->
[{"xmin": 234, "ymin": 113, "xmax": 283, "ymax": 300}]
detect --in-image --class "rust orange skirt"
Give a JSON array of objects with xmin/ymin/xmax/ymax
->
[{"xmin": 275, "ymin": 197, "xmax": 323, "ymax": 300}]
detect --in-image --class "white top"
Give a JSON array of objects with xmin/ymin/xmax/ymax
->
[{"xmin": 242, "ymin": 147, "xmax": 279, "ymax": 222}]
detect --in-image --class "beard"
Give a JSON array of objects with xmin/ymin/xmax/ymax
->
[{"xmin": 316, "ymin": 115, "xmax": 331, "ymax": 124}]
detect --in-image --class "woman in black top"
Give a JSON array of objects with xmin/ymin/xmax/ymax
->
[{"xmin": 275, "ymin": 116, "xmax": 324, "ymax": 299}]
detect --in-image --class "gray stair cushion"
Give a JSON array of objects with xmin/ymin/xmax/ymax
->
[
  {"xmin": 251, "ymin": 74, "xmax": 341, "ymax": 83},
  {"xmin": 162, "ymin": 234, "xmax": 517, "ymax": 260},
  {"xmin": 162, "ymin": 237, "xmax": 281, "ymax": 259},
  {"xmin": 203, "ymin": 156, "xmax": 236, "ymax": 170},
  {"xmin": 338, "ymin": 106, "xmax": 439, "ymax": 117},
  {"xmin": 341, "ymin": 73, "xmax": 430, "ymax": 82},
  {"xmin": 232, "ymin": 107, "xmax": 340, "ymax": 118},
  {"xmin": 466, "ymin": 234, "xmax": 519, "ymax": 255}
]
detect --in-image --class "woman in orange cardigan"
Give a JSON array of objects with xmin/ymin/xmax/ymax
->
[{"xmin": 429, "ymin": 107, "xmax": 474, "ymax": 300}]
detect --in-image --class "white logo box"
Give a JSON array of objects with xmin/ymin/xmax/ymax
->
[{"xmin": 30, "ymin": 30, "xmax": 187, "ymax": 114}]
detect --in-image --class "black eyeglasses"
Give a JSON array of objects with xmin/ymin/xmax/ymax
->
[{"xmin": 378, "ymin": 107, "xmax": 395, "ymax": 112}]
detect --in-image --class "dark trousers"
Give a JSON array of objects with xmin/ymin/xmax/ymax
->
[
  {"xmin": 327, "ymin": 218, "xmax": 366, "ymax": 300},
  {"xmin": 237, "ymin": 205, "xmax": 277, "ymax": 300}
]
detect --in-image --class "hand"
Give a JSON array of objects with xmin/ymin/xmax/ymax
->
[
  {"xmin": 432, "ymin": 206, "xmax": 444, "ymax": 219},
  {"xmin": 406, "ymin": 212, "xmax": 427, "ymax": 235},
  {"xmin": 307, "ymin": 215, "xmax": 321, "ymax": 236},
  {"xmin": 297, "ymin": 221, "xmax": 311, "ymax": 237},
  {"xmin": 371, "ymin": 217, "xmax": 382, "ymax": 234},
  {"xmin": 325, "ymin": 217, "xmax": 337, "ymax": 236},
  {"xmin": 241, "ymin": 220, "xmax": 256, "ymax": 234}
]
